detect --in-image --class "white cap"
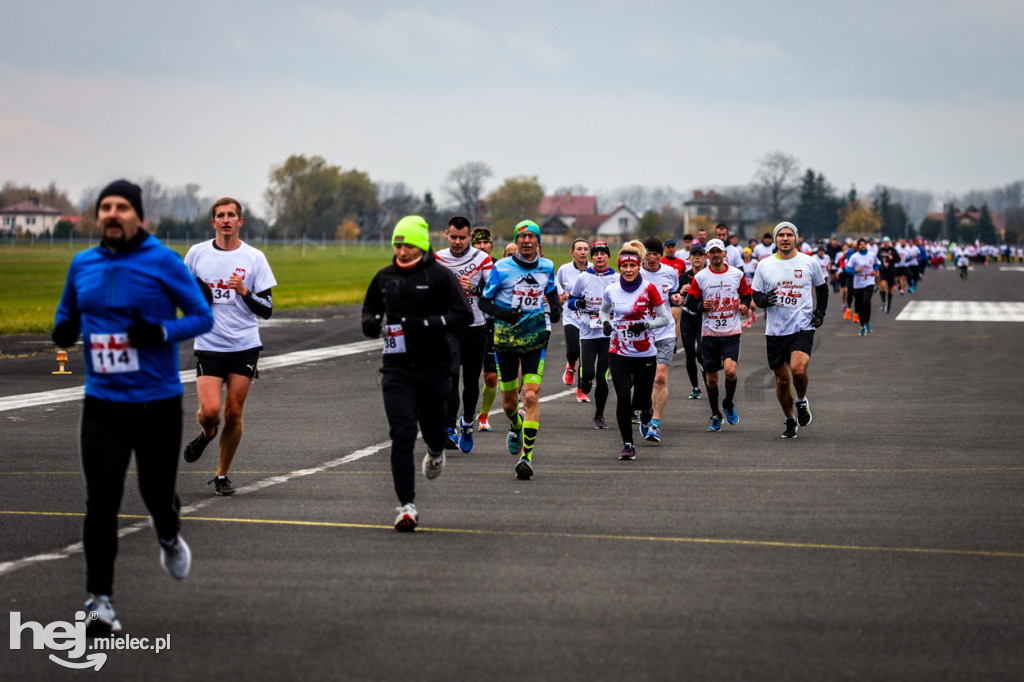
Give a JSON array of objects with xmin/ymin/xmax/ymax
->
[
  {"xmin": 773, "ymin": 221, "xmax": 798, "ymax": 240},
  {"xmin": 704, "ymin": 238, "xmax": 726, "ymax": 252}
]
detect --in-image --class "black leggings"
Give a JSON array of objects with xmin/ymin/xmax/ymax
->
[
  {"xmin": 80, "ymin": 395, "xmax": 183, "ymax": 597},
  {"xmin": 447, "ymin": 326, "xmax": 488, "ymax": 425},
  {"xmin": 679, "ymin": 312, "xmax": 704, "ymax": 389},
  {"xmin": 854, "ymin": 285, "xmax": 874, "ymax": 325},
  {"xmin": 382, "ymin": 366, "xmax": 451, "ymax": 506},
  {"xmin": 609, "ymin": 354, "xmax": 656, "ymax": 444},
  {"xmin": 563, "ymin": 323, "xmax": 581, "ymax": 368},
  {"xmin": 579, "ymin": 336, "xmax": 610, "ymax": 418}
]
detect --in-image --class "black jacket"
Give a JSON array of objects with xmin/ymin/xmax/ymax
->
[{"xmin": 361, "ymin": 250, "xmax": 473, "ymax": 368}]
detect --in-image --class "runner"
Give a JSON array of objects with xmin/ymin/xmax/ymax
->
[
  {"xmin": 435, "ymin": 216, "xmax": 494, "ymax": 453},
  {"xmin": 895, "ymin": 238, "xmax": 913, "ymax": 295},
  {"xmin": 478, "ymin": 220, "xmax": 562, "ymax": 480},
  {"xmin": 555, "ymin": 238, "xmax": 591, "ymax": 399},
  {"xmin": 470, "ymin": 228, "xmax": 499, "ymax": 431},
  {"xmin": 875, "ymin": 236, "xmax": 899, "ymax": 313},
  {"xmin": 678, "ymin": 244, "xmax": 707, "ymax": 399},
  {"xmin": 567, "ymin": 241, "xmax": 618, "ymax": 428},
  {"xmin": 752, "ymin": 232, "xmax": 774, "ymax": 261},
  {"xmin": 361, "ymin": 216, "xmax": 473, "ymax": 531},
  {"xmin": 639, "ymin": 237, "xmax": 682, "ymax": 442},
  {"xmin": 847, "ymin": 238, "xmax": 880, "ymax": 335},
  {"xmin": 716, "ymin": 223, "xmax": 744, "ymax": 269},
  {"xmin": 661, "ymin": 238, "xmax": 687, "ymax": 277},
  {"xmin": 600, "ymin": 240, "xmax": 671, "ymax": 460},
  {"xmin": 741, "ymin": 247, "xmax": 759, "ymax": 328},
  {"xmin": 52, "ymin": 179, "xmax": 214, "ymax": 634},
  {"xmin": 752, "ymin": 221, "xmax": 829, "ymax": 438},
  {"xmin": 684, "ymin": 239, "xmax": 753, "ymax": 432},
  {"xmin": 183, "ymin": 197, "xmax": 278, "ymax": 496}
]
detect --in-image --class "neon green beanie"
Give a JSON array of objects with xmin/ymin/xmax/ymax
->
[{"xmin": 392, "ymin": 215, "xmax": 430, "ymax": 251}]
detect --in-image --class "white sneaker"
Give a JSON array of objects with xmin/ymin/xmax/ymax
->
[
  {"xmin": 422, "ymin": 451, "xmax": 445, "ymax": 480},
  {"xmin": 394, "ymin": 503, "xmax": 418, "ymax": 532},
  {"xmin": 160, "ymin": 535, "xmax": 192, "ymax": 580},
  {"xmin": 85, "ymin": 594, "xmax": 122, "ymax": 636}
]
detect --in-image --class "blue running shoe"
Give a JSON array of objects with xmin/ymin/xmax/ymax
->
[
  {"xmin": 865, "ymin": 323, "xmax": 873, "ymax": 334},
  {"xmin": 644, "ymin": 422, "xmax": 661, "ymax": 443},
  {"xmin": 707, "ymin": 415, "xmax": 722, "ymax": 432},
  {"xmin": 446, "ymin": 427, "xmax": 458, "ymax": 450},
  {"xmin": 458, "ymin": 417, "xmax": 474, "ymax": 453},
  {"xmin": 639, "ymin": 420, "xmax": 650, "ymax": 439},
  {"xmin": 507, "ymin": 410, "xmax": 525, "ymax": 456},
  {"xmin": 724, "ymin": 405, "xmax": 739, "ymax": 425}
]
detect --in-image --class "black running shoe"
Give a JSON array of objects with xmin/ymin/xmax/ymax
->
[
  {"xmin": 183, "ymin": 428, "xmax": 216, "ymax": 463},
  {"xmin": 795, "ymin": 400, "xmax": 812, "ymax": 427},
  {"xmin": 782, "ymin": 418, "xmax": 798, "ymax": 439},
  {"xmin": 208, "ymin": 476, "xmax": 235, "ymax": 496}
]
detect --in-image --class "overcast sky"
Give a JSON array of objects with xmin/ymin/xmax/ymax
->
[{"xmin": 2, "ymin": 0, "xmax": 1022, "ymax": 215}]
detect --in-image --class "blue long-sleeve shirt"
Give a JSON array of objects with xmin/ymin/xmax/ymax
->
[{"xmin": 55, "ymin": 232, "xmax": 213, "ymax": 402}]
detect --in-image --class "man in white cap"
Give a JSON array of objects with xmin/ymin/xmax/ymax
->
[{"xmin": 751, "ymin": 222, "xmax": 829, "ymax": 438}]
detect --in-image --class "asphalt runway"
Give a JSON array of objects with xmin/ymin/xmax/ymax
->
[{"xmin": 2, "ymin": 263, "xmax": 1023, "ymax": 681}]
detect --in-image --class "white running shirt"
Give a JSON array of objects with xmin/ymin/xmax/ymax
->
[
  {"xmin": 752, "ymin": 252, "xmax": 826, "ymax": 337},
  {"xmin": 640, "ymin": 265, "xmax": 679, "ymax": 342},
  {"xmin": 555, "ymin": 261, "xmax": 591, "ymax": 328},
  {"xmin": 435, "ymin": 246, "xmax": 494, "ymax": 327}
]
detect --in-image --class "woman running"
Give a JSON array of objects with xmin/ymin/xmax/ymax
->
[
  {"xmin": 555, "ymin": 238, "xmax": 591, "ymax": 399},
  {"xmin": 567, "ymin": 242, "xmax": 618, "ymax": 427}
]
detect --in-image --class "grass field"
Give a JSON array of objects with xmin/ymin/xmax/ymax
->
[{"xmin": 0, "ymin": 241, "xmax": 576, "ymax": 335}]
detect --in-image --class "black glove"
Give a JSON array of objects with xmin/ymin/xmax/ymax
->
[
  {"xmin": 810, "ymin": 309, "xmax": 825, "ymax": 328},
  {"xmin": 628, "ymin": 322, "xmax": 647, "ymax": 335},
  {"xmin": 195, "ymin": 276, "xmax": 213, "ymax": 306},
  {"xmin": 401, "ymin": 316, "xmax": 429, "ymax": 328},
  {"xmin": 569, "ymin": 298, "xmax": 587, "ymax": 312},
  {"xmin": 362, "ymin": 313, "xmax": 382, "ymax": 339},
  {"xmin": 127, "ymin": 310, "xmax": 165, "ymax": 347},
  {"xmin": 549, "ymin": 305, "xmax": 561, "ymax": 325},
  {"xmin": 602, "ymin": 321, "xmax": 613, "ymax": 336},
  {"xmin": 763, "ymin": 290, "xmax": 778, "ymax": 308},
  {"xmin": 51, "ymin": 320, "xmax": 78, "ymax": 348},
  {"xmin": 496, "ymin": 308, "xmax": 522, "ymax": 325}
]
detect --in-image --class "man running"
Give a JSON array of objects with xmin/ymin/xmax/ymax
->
[
  {"xmin": 752, "ymin": 222, "xmax": 829, "ymax": 438},
  {"xmin": 479, "ymin": 220, "xmax": 562, "ymax": 480},
  {"xmin": 361, "ymin": 216, "xmax": 473, "ymax": 531},
  {"xmin": 470, "ymin": 228, "xmax": 499, "ymax": 431},
  {"xmin": 847, "ymin": 238, "xmax": 880, "ymax": 336},
  {"xmin": 684, "ymin": 239, "xmax": 752, "ymax": 432},
  {"xmin": 183, "ymin": 197, "xmax": 277, "ymax": 496},
  {"xmin": 875, "ymin": 236, "xmax": 899, "ymax": 313},
  {"xmin": 435, "ymin": 216, "xmax": 494, "ymax": 453},
  {"xmin": 752, "ymin": 232, "xmax": 774, "ymax": 261},
  {"xmin": 678, "ymin": 244, "xmax": 707, "ymax": 400},
  {"xmin": 555, "ymin": 238, "xmax": 591, "ymax": 400},
  {"xmin": 639, "ymin": 237, "xmax": 682, "ymax": 442},
  {"xmin": 52, "ymin": 179, "xmax": 213, "ymax": 634}
]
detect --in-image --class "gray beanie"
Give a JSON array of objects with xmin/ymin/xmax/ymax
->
[{"xmin": 773, "ymin": 221, "xmax": 798, "ymax": 240}]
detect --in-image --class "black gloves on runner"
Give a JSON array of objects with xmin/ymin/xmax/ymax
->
[
  {"xmin": 51, "ymin": 320, "xmax": 78, "ymax": 349},
  {"xmin": 569, "ymin": 298, "xmax": 587, "ymax": 312},
  {"xmin": 362, "ymin": 314, "xmax": 382, "ymax": 338},
  {"xmin": 495, "ymin": 308, "xmax": 522, "ymax": 324},
  {"xmin": 127, "ymin": 310, "xmax": 165, "ymax": 347},
  {"xmin": 195, "ymin": 276, "xmax": 213, "ymax": 306},
  {"xmin": 627, "ymin": 321, "xmax": 648, "ymax": 335},
  {"xmin": 602, "ymin": 321, "xmax": 613, "ymax": 336},
  {"xmin": 810, "ymin": 309, "xmax": 825, "ymax": 328},
  {"xmin": 763, "ymin": 290, "xmax": 778, "ymax": 308}
]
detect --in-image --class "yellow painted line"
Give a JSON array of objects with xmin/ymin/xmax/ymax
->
[{"xmin": 3, "ymin": 510, "xmax": 1022, "ymax": 559}]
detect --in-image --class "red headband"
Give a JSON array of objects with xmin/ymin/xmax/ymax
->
[{"xmin": 618, "ymin": 253, "xmax": 641, "ymax": 266}]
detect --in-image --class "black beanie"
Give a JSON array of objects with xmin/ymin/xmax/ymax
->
[
  {"xmin": 96, "ymin": 179, "xmax": 144, "ymax": 220},
  {"xmin": 642, "ymin": 236, "xmax": 663, "ymax": 254}
]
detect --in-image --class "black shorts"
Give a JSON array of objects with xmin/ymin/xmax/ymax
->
[
  {"xmin": 894, "ymin": 266, "xmax": 909, "ymax": 279},
  {"xmin": 838, "ymin": 271, "xmax": 850, "ymax": 287},
  {"xmin": 701, "ymin": 335, "xmax": 741, "ymax": 373},
  {"xmin": 765, "ymin": 330, "xmax": 814, "ymax": 370},
  {"xmin": 195, "ymin": 348, "xmax": 261, "ymax": 379},
  {"xmin": 879, "ymin": 267, "xmax": 896, "ymax": 287},
  {"xmin": 495, "ymin": 347, "xmax": 545, "ymax": 390},
  {"xmin": 483, "ymin": 319, "xmax": 497, "ymax": 374}
]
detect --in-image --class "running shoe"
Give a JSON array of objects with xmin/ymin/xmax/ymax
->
[
  {"xmin": 853, "ymin": 313, "xmax": 860, "ymax": 323},
  {"xmin": 644, "ymin": 422, "xmax": 661, "ymax": 443},
  {"xmin": 576, "ymin": 388, "xmax": 590, "ymax": 403},
  {"xmin": 208, "ymin": 475, "xmax": 235, "ymax": 496},
  {"xmin": 843, "ymin": 309, "xmax": 851, "ymax": 320},
  {"xmin": 707, "ymin": 415, "xmax": 722, "ymax": 432},
  {"xmin": 782, "ymin": 418, "xmax": 798, "ymax": 438},
  {"xmin": 445, "ymin": 427, "xmax": 459, "ymax": 450},
  {"xmin": 515, "ymin": 457, "xmax": 533, "ymax": 480},
  {"xmin": 723, "ymin": 405, "xmax": 739, "ymax": 425},
  {"xmin": 507, "ymin": 410, "xmax": 525, "ymax": 456},
  {"xmin": 639, "ymin": 420, "xmax": 650, "ymax": 439},
  {"xmin": 688, "ymin": 387, "xmax": 702, "ymax": 400},
  {"xmin": 594, "ymin": 415, "xmax": 608, "ymax": 429},
  {"xmin": 458, "ymin": 417, "xmax": 474, "ymax": 453},
  {"xmin": 563, "ymin": 363, "xmax": 575, "ymax": 386},
  {"xmin": 859, "ymin": 326, "xmax": 866, "ymax": 336},
  {"xmin": 183, "ymin": 428, "xmax": 216, "ymax": 463},
  {"xmin": 865, "ymin": 323, "xmax": 873, "ymax": 334},
  {"xmin": 619, "ymin": 444, "xmax": 636, "ymax": 460},
  {"xmin": 159, "ymin": 535, "xmax": 192, "ymax": 580},
  {"xmin": 422, "ymin": 451, "xmax": 445, "ymax": 479},
  {"xmin": 795, "ymin": 399, "xmax": 812, "ymax": 427},
  {"xmin": 394, "ymin": 503, "xmax": 418, "ymax": 532},
  {"xmin": 632, "ymin": 410, "xmax": 641, "ymax": 424},
  {"xmin": 742, "ymin": 319, "xmax": 751, "ymax": 328},
  {"xmin": 85, "ymin": 595, "xmax": 122, "ymax": 637},
  {"xmin": 478, "ymin": 413, "xmax": 493, "ymax": 431}
]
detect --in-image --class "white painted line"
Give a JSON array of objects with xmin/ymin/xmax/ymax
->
[
  {"xmin": 1000, "ymin": 266, "xmax": 1024, "ymax": 272},
  {"xmin": 896, "ymin": 300, "xmax": 1024, "ymax": 322},
  {"xmin": 0, "ymin": 339, "xmax": 380, "ymax": 413}
]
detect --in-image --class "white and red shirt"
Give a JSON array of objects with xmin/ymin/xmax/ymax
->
[
  {"xmin": 752, "ymin": 252, "xmax": 827, "ymax": 336},
  {"xmin": 687, "ymin": 265, "xmax": 752, "ymax": 337},
  {"xmin": 184, "ymin": 240, "xmax": 277, "ymax": 353},
  {"xmin": 555, "ymin": 260, "xmax": 591, "ymax": 329},
  {"xmin": 601, "ymin": 281, "xmax": 664, "ymax": 357},
  {"xmin": 435, "ymin": 246, "xmax": 493, "ymax": 327},
  {"xmin": 569, "ymin": 268, "xmax": 620, "ymax": 340},
  {"xmin": 640, "ymin": 264, "xmax": 679, "ymax": 343}
]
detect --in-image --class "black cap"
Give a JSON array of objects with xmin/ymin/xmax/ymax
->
[
  {"xmin": 664, "ymin": 238, "xmax": 677, "ymax": 247},
  {"xmin": 96, "ymin": 179, "xmax": 144, "ymax": 220},
  {"xmin": 689, "ymin": 243, "xmax": 705, "ymax": 255}
]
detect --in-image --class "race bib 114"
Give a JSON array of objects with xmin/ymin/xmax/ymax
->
[{"xmin": 89, "ymin": 333, "xmax": 140, "ymax": 374}]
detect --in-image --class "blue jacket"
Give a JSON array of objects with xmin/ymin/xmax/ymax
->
[{"xmin": 55, "ymin": 232, "xmax": 213, "ymax": 403}]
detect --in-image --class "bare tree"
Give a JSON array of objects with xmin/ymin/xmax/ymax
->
[
  {"xmin": 752, "ymin": 152, "xmax": 801, "ymax": 222},
  {"xmin": 444, "ymin": 161, "xmax": 493, "ymax": 219}
]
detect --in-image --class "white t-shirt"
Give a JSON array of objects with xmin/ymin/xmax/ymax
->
[
  {"xmin": 725, "ymin": 244, "xmax": 744, "ymax": 269},
  {"xmin": 435, "ymin": 246, "xmax": 494, "ymax": 327},
  {"xmin": 752, "ymin": 252, "xmax": 826, "ymax": 337},
  {"xmin": 752, "ymin": 243, "xmax": 774, "ymax": 261},
  {"xmin": 569, "ymin": 268, "xmax": 620, "ymax": 340},
  {"xmin": 555, "ymin": 261, "xmax": 591, "ymax": 329},
  {"xmin": 185, "ymin": 240, "xmax": 277, "ymax": 353},
  {"xmin": 640, "ymin": 265, "xmax": 679, "ymax": 342},
  {"xmin": 846, "ymin": 250, "xmax": 880, "ymax": 289}
]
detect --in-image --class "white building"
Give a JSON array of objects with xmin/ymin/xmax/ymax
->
[{"xmin": 0, "ymin": 199, "xmax": 63, "ymax": 236}]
